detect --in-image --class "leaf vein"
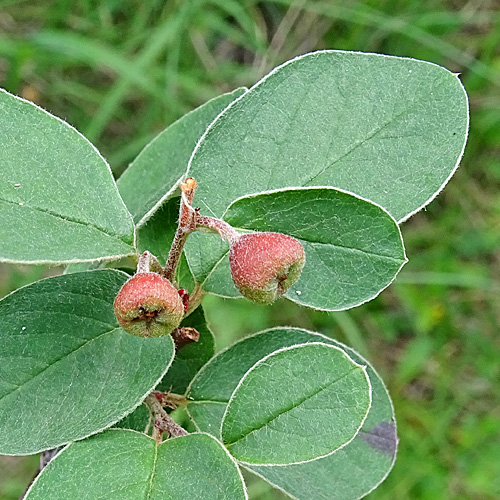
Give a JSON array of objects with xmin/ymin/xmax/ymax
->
[
  {"xmin": 0, "ymin": 327, "xmax": 122, "ymax": 405},
  {"xmin": 225, "ymin": 366, "xmax": 361, "ymax": 446},
  {"xmin": 145, "ymin": 441, "xmax": 159, "ymax": 499},
  {"xmin": 303, "ymin": 105, "xmax": 416, "ymax": 185},
  {"xmin": 0, "ymin": 195, "xmax": 131, "ymax": 245}
]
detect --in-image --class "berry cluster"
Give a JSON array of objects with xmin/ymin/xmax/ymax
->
[{"xmin": 114, "ymin": 178, "xmax": 305, "ymax": 338}]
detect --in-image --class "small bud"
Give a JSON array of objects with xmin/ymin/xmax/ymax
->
[
  {"xmin": 229, "ymin": 232, "xmax": 305, "ymax": 304},
  {"xmin": 171, "ymin": 326, "xmax": 200, "ymax": 351},
  {"xmin": 177, "ymin": 288, "xmax": 190, "ymax": 313},
  {"xmin": 113, "ymin": 273, "xmax": 184, "ymax": 337}
]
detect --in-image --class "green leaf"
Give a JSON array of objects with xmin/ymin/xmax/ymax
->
[
  {"xmin": 188, "ymin": 401, "xmax": 227, "ymax": 436},
  {"xmin": 135, "ymin": 197, "xmax": 179, "ymax": 263},
  {"xmin": 247, "ymin": 375, "xmax": 397, "ymax": 500},
  {"xmin": 118, "ymin": 88, "xmax": 247, "ymax": 227},
  {"xmin": 0, "ymin": 88, "xmax": 135, "ymax": 264},
  {"xmin": 187, "ymin": 51, "xmax": 468, "ymax": 222},
  {"xmin": 0, "ymin": 270, "xmax": 175, "ymax": 455},
  {"xmin": 183, "ymin": 231, "xmax": 240, "ymax": 297},
  {"xmin": 157, "ymin": 306, "xmax": 215, "ymax": 394},
  {"xmin": 176, "ymin": 253, "xmax": 196, "ymax": 292},
  {"xmin": 221, "ymin": 342, "xmax": 371, "ymax": 465},
  {"xmin": 113, "ymin": 404, "xmax": 151, "ymax": 433},
  {"xmin": 192, "ymin": 187, "xmax": 407, "ymax": 309},
  {"xmin": 202, "ymin": 252, "xmax": 240, "ymax": 297},
  {"xmin": 248, "ymin": 424, "xmax": 397, "ymax": 500},
  {"xmin": 184, "ymin": 231, "xmax": 230, "ymax": 284},
  {"xmin": 187, "ymin": 327, "xmax": 397, "ymax": 499},
  {"xmin": 25, "ymin": 430, "xmax": 248, "ymax": 500},
  {"xmin": 63, "ymin": 261, "xmax": 104, "ymax": 274}
]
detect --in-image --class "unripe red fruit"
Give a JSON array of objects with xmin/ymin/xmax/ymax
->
[
  {"xmin": 113, "ymin": 273, "xmax": 184, "ymax": 337},
  {"xmin": 229, "ymin": 232, "xmax": 305, "ymax": 304}
]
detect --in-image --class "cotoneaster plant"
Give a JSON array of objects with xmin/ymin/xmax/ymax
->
[{"xmin": 0, "ymin": 50, "xmax": 468, "ymax": 500}]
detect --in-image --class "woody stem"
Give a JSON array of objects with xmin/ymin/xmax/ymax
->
[
  {"xmin": 144, "ymin": 393, "xmax": 188, "ymax": 443},
  {"xmin": 163, "ymin": 178, "xmax": 198, "ymax": 282}
]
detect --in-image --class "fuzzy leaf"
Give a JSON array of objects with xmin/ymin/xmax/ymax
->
[
  {"xmin": 184, "ymin": 231, "xmax": 230, "ymax": 285},
  {"xmin": 157, "ymin": 306, "xmax": 215, "ymax": 394},
  {"xmin": 25, "ymin": 431, "xmax": 248, "ymax": 500},
  {"xmin": 187, "ymin": 327, "xmax": 397, "ymax": 499},
  {"xmin": 220, "ymin": 342, "xmax": 370, "ymax": 465},
  {"xmin": 0, "ymin": 89, "xmax": 135, "ymax": 264},
  {"xmin": 187, "ymin": 51, "xmax": 468, "ymax": 222},
  {"xmin": 187, "ymin": 188, "xmax": 407, "ymax": 309},
  {"xmin": 118, "ymin": 88, "xmax": 247, "ymax": 227},
  {"xmin": 0, "ymin": 270, "xmax": 175, "ymax": 455},
  {"xmin": 113, "ymin": 404, "xmax": 150, "ymax": 433},
  {"xmin": 202, "ymin": 252, "xmax": 240, "ymax": 297}
]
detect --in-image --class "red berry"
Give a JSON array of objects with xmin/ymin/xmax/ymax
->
[
  {"xmin": 113, "ymin": 273, "xmax": 184, "ymax": 337},
  {"xmin": 229, "ymin": 232, "xmax": 305, "ymax": 304}
]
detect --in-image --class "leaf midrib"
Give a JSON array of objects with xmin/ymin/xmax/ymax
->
[
  {"xmin": 303, "ymin": 104, "xmax": 414, "ymax": 186},
  {"xmin": 224, "ymin": 365, "xmax": 361, "ymax": 447},
  {"xmin": 0, "ymin": 195, "xmax": 131, "ymax": 246},
  {"xmin": 145, "ymin": 441, "xmax": 159, "ymax": 499},
  {"xmin": 0, "ymin": 326, "xmax": 122, "ymax": 405}
]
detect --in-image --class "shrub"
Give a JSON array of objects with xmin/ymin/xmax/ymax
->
[{"xmin": 0, "ymin": 50, "xmax": 468, "ymax": 499}]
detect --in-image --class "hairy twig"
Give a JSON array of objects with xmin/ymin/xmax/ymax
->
[
  {"xmin": 136, "ymin": 250, "xmax": 163, "ymax": 274},
  {"xmin": 163, "ymin": 178, "xmax": 198, "ymax": 282},
  {"xmin": 144, "ymin": 393, "xmax": 188, "ymax": 443}
]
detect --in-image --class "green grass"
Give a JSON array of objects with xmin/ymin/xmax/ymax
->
[{"xmin": 1, "ymin": 1, "xmax": 500, "ymax": 499}]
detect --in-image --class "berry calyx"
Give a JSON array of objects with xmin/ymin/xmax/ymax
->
[
  {"xmin": 113, "ymin": 272, "xmax": 184, "ymax": 337},
  {"xmin": 229, "ymin": 232, "xmax": 305, "ymax": 304}
]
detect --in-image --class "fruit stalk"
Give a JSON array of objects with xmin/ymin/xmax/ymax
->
[{"xmin": 195, "ymin": 215, "xmax": 240, "ymax": 244}]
